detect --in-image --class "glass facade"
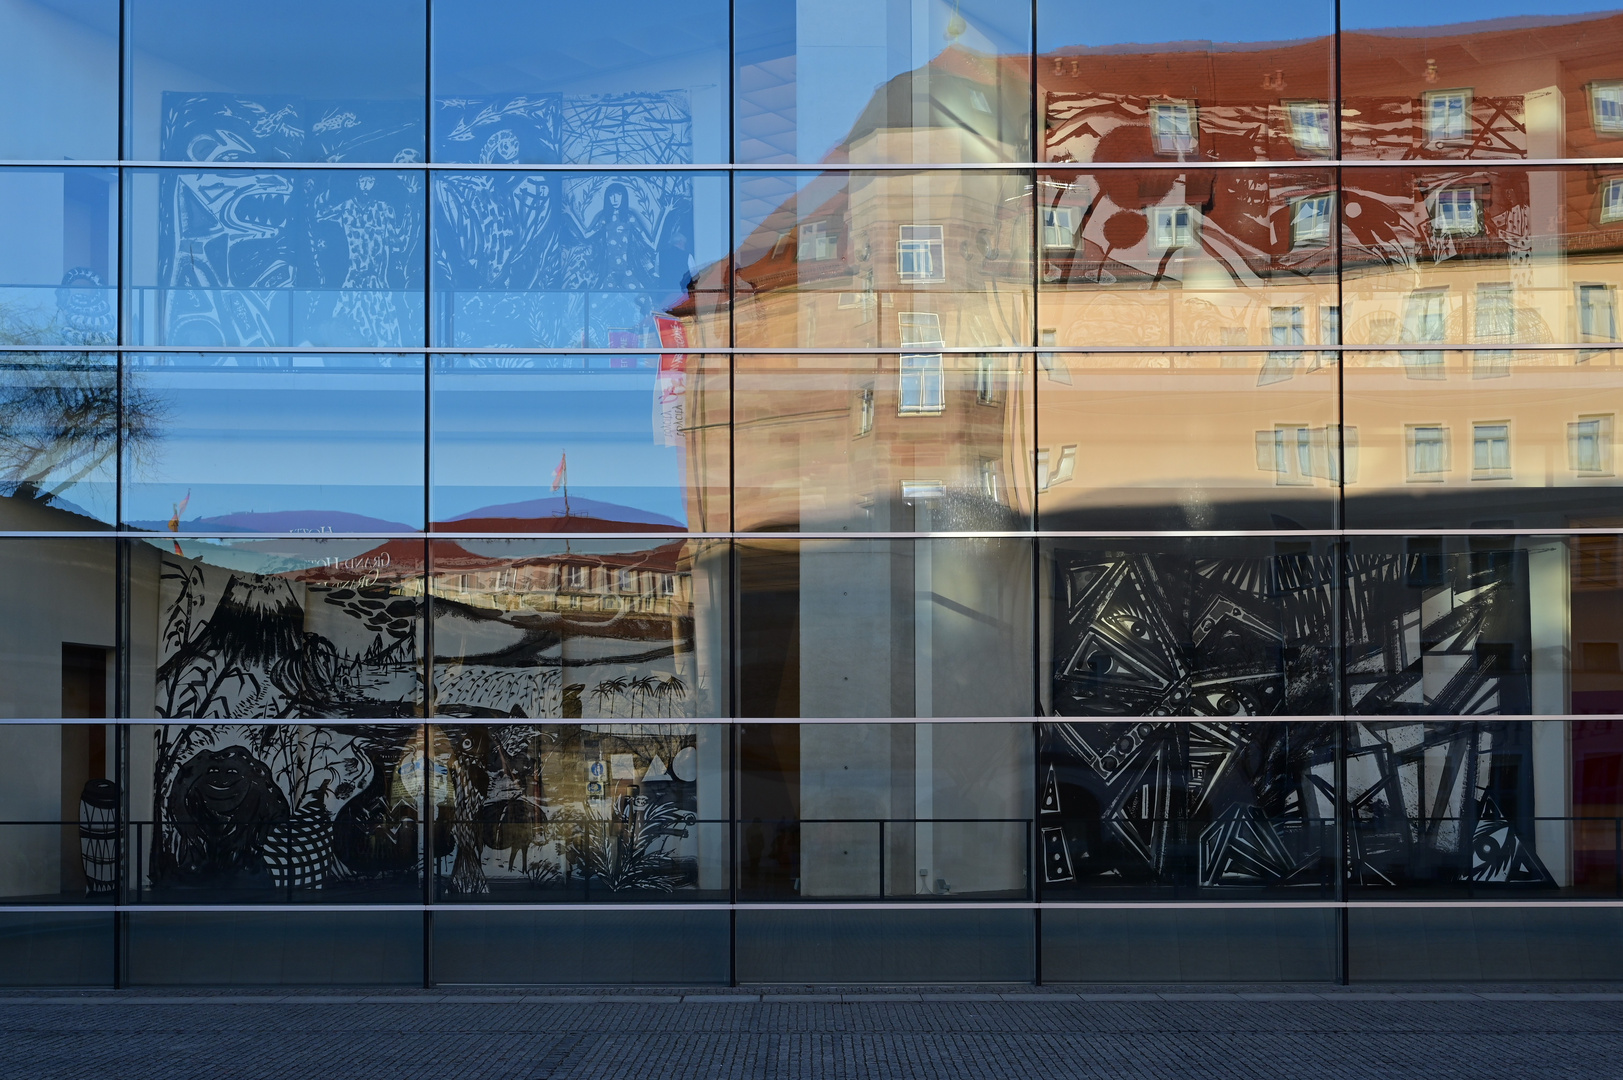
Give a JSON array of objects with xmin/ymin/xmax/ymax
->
[{"xmin": 2, "ymin": 0, "xmax": 1623, "ymax": 988}]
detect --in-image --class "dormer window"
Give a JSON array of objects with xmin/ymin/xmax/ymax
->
[
  {"xmin": 1287, "ymin": 101, "xmax": 1332, "ymax": 154},
  {"xmin": 1423, "ymin": 89, "xmax": 1471, "ymax": 142},
  {"xmin": 1591, "ymin": 82, "xmax": 1623, "ymax": 135},
  {"xmin": 1433, "ymin": 187, "xmax": 1480, "ymax": 236},
  {"xmin": 1149, "ymin": 101, "xmax": 1197, "ymax": 155}
]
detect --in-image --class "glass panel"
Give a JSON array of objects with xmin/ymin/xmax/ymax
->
[
  {"xmin": 1036, "ymin": 352, "xmax": 1339, "ymax": 531},
  {"xmin": 425, "ymin": 723, "xmax": 728, "ymax": 901},
  {"xmin": 430, "ymin": 170, "xmax": 727, "ymax": 348},
  {"xmin": 737, "ymin": 722, "xmax": 1032, "ymax": 900},
  {"xmin": 1043, "ymin": 908, "xmax": 1337, "ymax": 981},
  {"xmin": 0, "ymin": 1, "xmax": 118, "ymax": 161},
  {"xmin": 0, "ymin": 724, "xmax": 115, "ymax": 905},
  {"xmin": 1342, "ymin": 536, "xmax": 1601, "ymax": 717},
  {"xmin": 735, "ymin": 909, "xmax": 1034, "ymax": 981},
  {"xmin": 1037, "ymin": 169, "xmax": 1337, "ymax": 348},
  {"xmin": 1342, "ymin": 167, "xmax": 1623, "ymax": 354},
  {"xmin": 734, "ymin": 170, "xmax": 1032, "ymax": 349},
  {"xmin": 0, "ymin": 911, "xmax": 112, "ymax": 986},
  {"xmin": 1037, "ymin": 0, "xmax": 1335, "ymax": 163},
  {"xmin": 126, "ymin": 910, "xmax": 423, "ymax": 983},
  {"xmin": 734, "ymin": 352, "xmax": 1032, "ymax": 532},
  {"xmin": 0, "ymin": 352, "xmax": 119, "ymax": 528},
  {"xmin": 433, "ymin": 909, "xmax": 730, "ymax": 983},
  {"xmin": 0, "ymin": 168, "xmax": 116, "ymax": 345},
  {"xmin": 1342, "ymin": 0, "xmax": 1623, "ymax": 160},
  {"xmin": 429, "ymin": 539, "xmax": 728, "ymax": 720},
  {"xmin": 1043, "ymin": 537, "xmax": 1339, "ymax": 718},
  {"xmin": 432, "ymin": 355, "xmax": 726, "ymax": 533},
  {"xmin": 736, "ymin": 539, "xmax": 1034, "ymax": 719},
  {"xmin": 431, "ymin": 0, "xmax": 728, "ymax": 166},
  {"xmin": 1345, "ymin": 719, "xmax": 1605, "ymax": 899},
  {"xmin": 735, "ymin": 0, "xmax": 1032, "ymax": 165},
  {"xmin": 125, "ymin": 168, "xmax": 426, "ymax": 348},
  {"xmin": 1037, "ymin": 721, "xmax": 1336, "ymax": 898},
  {"xmin": 0, "ymin": 540, "xmax": 114, "ymax": 718},
  {"xmin": 127, "ymin": 0, "xmax": 427, "ymax": 163},
  {"xmin": 127, "ymin": 724, "xmax": 424, "ymax": 904},
  {"xmin": 122, "ymin": 354, "xmax": 424, "ymax": 533},
  {"xmin": 129, "ymin": 537, "xmax": 425, "ymax": 720},
  {"xmin": 1344, "ymin": 350, "xmax": 1623, "ymax": 529}
]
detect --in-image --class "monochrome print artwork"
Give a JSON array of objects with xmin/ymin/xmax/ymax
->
[{"xmin": 1040, "ymin": 541, "xmax": 1554, "ymax": 892}]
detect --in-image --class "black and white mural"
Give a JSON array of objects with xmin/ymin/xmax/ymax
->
[
  {"xmin": 1042, "ymin": 542, "xmax": 1552, "ymax": 891},
  {"xmin": 157, "ymin": 93, "xmax": 424, "ymax": 348}
]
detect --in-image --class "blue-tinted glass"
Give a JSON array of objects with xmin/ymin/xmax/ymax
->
[
  {"xmin": 122, "ymin": 354, "xmax": 425, "ymax": 533},
  {"xmin": 0, "ymin": 168, "xmax": 115, "ymax": 346},
  {"xmin": 432, "ymin": 0, "xmax": 728, "ymax": 165},
  {"xmin": 125, "ymin": 168, "xmax": 425, "ymax": 348},
  {"xmin": 0, "ymin": 1, "xmax": 119, "ymax": 160},
  {"xmin": 0, "ymin": 352, "xmax": 118, "ymax": 528},
  {"xmin": 431, "ymin": 171, "xmax": 727, "ymax": 348},
  {"xmin": 430, "ymin": 355, "xmax": 727, "ymax": 532},
  {"xmin": 127, "ymin": 0, "xmax": 427, "ymax": 163},
  {"xmin": 736, "ymin": 0, "xmax": 1032, "ymax": 165},
  {"xmin": 1037, "ymin": 0, "xmax": 1335, "ymax": 163}
]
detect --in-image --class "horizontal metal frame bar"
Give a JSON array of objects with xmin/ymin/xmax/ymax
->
[
  {"xmin": 5, "ymin": 528, "xmax": 1621, "ymax": 540},
  {"xmin": 7, "ymin": 158, "xmax": 1623, "ymax": 170},
  {"xmin": 5, "ymin": 900, "xmax": 1623, "ymax": 913},
  {"xmin": 4, "ymin": 343, "xmax": 1617, "ymax": 354},
  {"xmin": 1, "ymin": 715, "xmax": 1617, "ymax": 726}
]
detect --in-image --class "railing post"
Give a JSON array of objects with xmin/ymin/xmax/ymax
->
[{"xmin": 878, "ymin": 819, "xmax": 886, "ymax": 899}]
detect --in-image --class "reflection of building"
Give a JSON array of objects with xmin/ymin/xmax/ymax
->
[{"xmin": 6, "ymin": 0, "xmax": 1623, "ymax": 989}]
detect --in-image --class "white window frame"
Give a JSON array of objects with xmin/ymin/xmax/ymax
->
[
  {"xmin": 896, "ymin": 224, "xmax": 945, "ymax": 283},
  {"xmin": 1290, "ymin": 194, "xmax": 1334, "ymax": 247},
  {"xmin": 1570, "ymin": 414, "xmax": 1615, "ymax": 476},
  {"xmin": 1149, "ymin": 100, "xmax": 1197, "ymax": 155},
  {"xmin": 1287, "ymin": 101, "xmax": 1333, "ymax": 154},
  {"xmin": 1423, "ymin": 88, "xmax": 1472, "ymax": 142},
  {"xmin": 1406, "ymin": 424, "xmax": 1451, "ymax": 481},
  {"xmin": 1042, "ymin": 206, "xmax": 1076, "ymax": 250},
  {"xmin": 1432, "ymin": 187, "xmax": 1481, "ymax": 236},
  {"xmin": 1471, "ymin": 421, "xmax": 1512, "ymax": 480},
  {"xmin": 974, "ymin": 355, "xmax": 999, "ymax": 405},
  {"xmin": 1602, "ymin": 177, "xmax": 1623, "ymax": 224},
  {"xmin": 854, "ymin": 384, "xmax": 875, "ymax": 436},
  {"xmin": 1578, "ymin": 283, "xmax": 1619, "ymax": 342},
  {"xmin": 1591, "ymin": 82, "xmax": 1623, "ymax": 135},
  {"xmin": 1150, "ymin": 205, "xmax": 1195, "ymax": 249},
  {"xmin": 1401, "ymin": 288, "xmax": 1449, "ymax": 379},
  {"xmin": 898, "ymin": 311, "xmax": 945, "ymax": 416},
  {"xmin": 797, "ymin": 221, "xmax": 839, "ymax": 261}
]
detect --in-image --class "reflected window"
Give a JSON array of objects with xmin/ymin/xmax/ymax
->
[
  {"xmin": 1042, "ymin": 207, "xmax": 1075, "ymax": 249},
  {"xmin": 1149, "ymin": 100, "xmax": 1197, "ymax": 155},
  {"xmin": 899, "ymin": 353, "xmax": 945, "ymax": 415},
  {"xmin": 1272, "ymin": 424, "xmax": 1316, "ymax": 485},
  {"xmin": 979, "ymin": 459, "xmax": 1000, "ymax": 501},
  {"xmin": 1433, "ymin": 187, "xmax": 1480, "ymax": 236},
  {"xmin": 1401, "ymin": 288, "xmax": 1448, "ymax": 377},
  {"xmin": 974, "ymin": 355, "xmax": 999, "ymax": 405},
  {"xmin": 1591, "ymin": 82, "xmax": 1623, "ymax": 135},
  {"xmin": 1150, "ymin": 205, "xmax": 1194, "ymax": 248},
  {"xmin": 1472, "ymin": 423, "xmax": 1511, "ymax": 479},
  {"xmin": 855, "ymin": 385, "xmax": 875, "ymax": 436},
  {"xmin": 1473, "ymin": 282, "xmax": 1514, "ymax": 376},
  {"xmin": 1406, "ymin": 424, "xmax": 1451, "ymax": 480},
  {"xmin": 798, "ymin": 222, "xmax": 839, "ymax": 261},
  {"xmin": 1287, "ymin": 101, "xmax": 1332, "ymax": 154},
  {"xmin": 1579, "ymin": 283, "xmax": 1618, "ymax": 342},
  {"xmin": 1270, "ymin": 306, "xmax": 1305, "ymax": 360},
  {"xmin": 1423, "ymin": 89, "xmax": 1471, "ymax": 142},
  {"xmin": 896, "ymin": 224, "xmax": 946, "ymax": 283},
  {"xmin": 1290, "ymin": 194, "xmax": 1333, "ymax": 247},
  {"xmin": 1602, "ymin": 177, "xmax": 1623, "ymax": 225},
  {"xmin": 1570, "ymin": 414, "xmax": 1615, "ymax": 475}
]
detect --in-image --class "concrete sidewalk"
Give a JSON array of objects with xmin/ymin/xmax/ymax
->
[{"xmin": 1, "ymin": 984, "xmax": 1616, "ymax": 1079}]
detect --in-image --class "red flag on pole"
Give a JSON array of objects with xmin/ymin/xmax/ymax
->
[{"xmin": 550, "ymin": 452, "xmax": 567, "ymax": 492}]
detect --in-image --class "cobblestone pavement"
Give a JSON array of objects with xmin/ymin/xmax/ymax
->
[{"xmin": 1, "ymin": 984, "xmax": 1620, "ymax": 1079}]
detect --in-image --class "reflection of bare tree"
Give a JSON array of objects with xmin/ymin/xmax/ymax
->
[{"xmin": 0, "ymin": 346, "xmax": 164, "ymax": 510}]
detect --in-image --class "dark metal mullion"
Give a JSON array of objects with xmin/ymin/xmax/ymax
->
[{"xmin": 421, "ymin": 0, "xmax": 436, "ymax": 990}]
